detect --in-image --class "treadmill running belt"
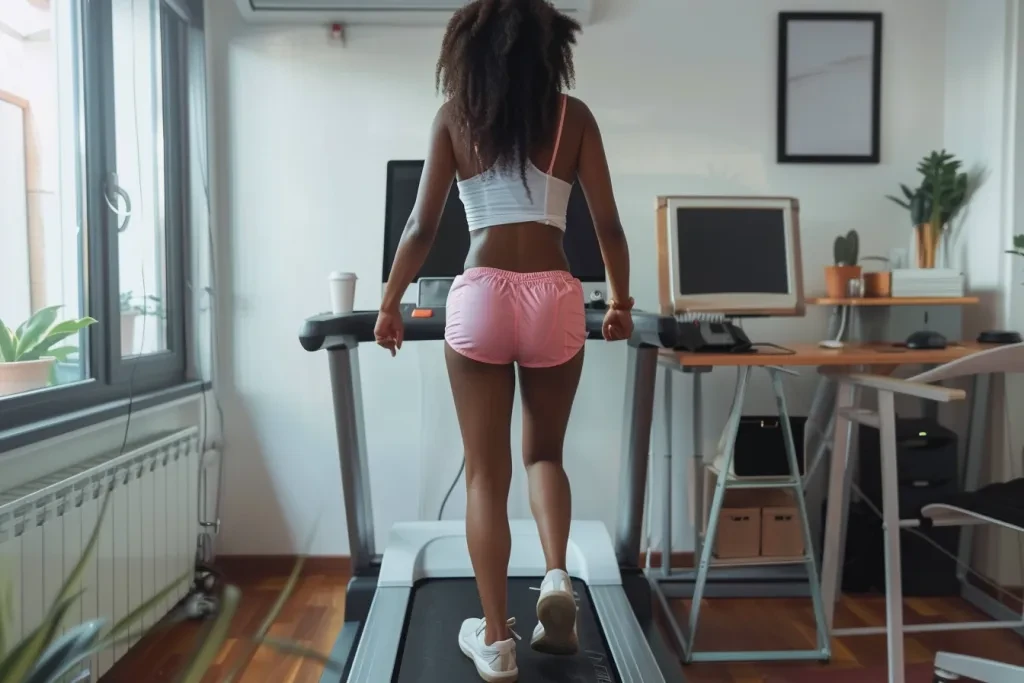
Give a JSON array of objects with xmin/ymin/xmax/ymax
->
[{"xmin": 394, "ymin": 577, "xmax": 618, "ymax": 682}]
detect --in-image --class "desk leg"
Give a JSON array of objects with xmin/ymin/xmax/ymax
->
[
  {"xmin": 692, "ymin": 372, "xmax": 704, "ymax": 562},
  {"xmin": 687, "ymin": 367, "xmax": 750, "ymax": 656},
  {"xmin": 662, "ymin": 366, "xmax": 673, "ymax": 578},
  {"xmin": 821, "ymin": 382, "xmax": 856, "ymax": 629},
  {"xmin": 958, "ymin": 373, "xmax": 990, "ymax": 583},
  {"xmin": 771, "ymin": 370, "xmax": 830, "ymax": 655},
  {"xmin": 878, "ymin": 390, "xmax": 906, "ymax": 683}
]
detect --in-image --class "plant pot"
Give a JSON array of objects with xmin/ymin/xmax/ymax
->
[
  {"xmin": 121, "ymin": 311, "xmax": 138, "ymax": 355},
  {"xmin": 54, "ymin": 359, "xmax": 83, "ymax": 385},
  {"xmin": 824, "ymin": 265, "xmax": 863, "ymax": 298},
  {"xmin": 0, "ymin": 358, "xmax": 55, "ymax": 397},
  {"xmin": 915, "ymin": 222, "xmax": 942, "ymax": 268},
  {"xmin": 863, "ymin": 271, "xmax": 892, "ymax": 297}
]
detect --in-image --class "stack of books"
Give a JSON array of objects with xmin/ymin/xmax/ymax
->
[{"xmin": 891, "ymin": 269, "xmax": 965, "ymax": 297}]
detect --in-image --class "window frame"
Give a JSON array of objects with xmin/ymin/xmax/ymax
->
[{"xmin": 0, "ymin": 0, "xmax": 197, "ymax": 439}]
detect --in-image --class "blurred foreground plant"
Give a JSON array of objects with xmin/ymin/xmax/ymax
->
[{"xmin": 0, "ymin": 492, "xmax": 339, "ymax": 683}]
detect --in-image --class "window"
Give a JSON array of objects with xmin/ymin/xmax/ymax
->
[{"xmin": 0, "ymin": 0, "xmax": 195, "ymax": 434}]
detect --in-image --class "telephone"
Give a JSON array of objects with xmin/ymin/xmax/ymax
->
[{"xmin": 675, "ymin": 319, "xmax": 752, "ymax": 353}]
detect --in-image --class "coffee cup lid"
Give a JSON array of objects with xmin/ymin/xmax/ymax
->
[{"xmin": 329, "ymin": 271, "xmax": 357, "ymax": 280}]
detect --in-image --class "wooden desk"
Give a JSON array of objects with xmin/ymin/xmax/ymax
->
[
  {"xmin": 649, "ymin": 340, "xmax": 997, "ymax": 666},
  {"xmin": 806, "ymin": 296, "xmax": 979, "ymax": 307},
  {"xmin": 660, "ymin": 342, "xmax": 995, "ymax": 368}
]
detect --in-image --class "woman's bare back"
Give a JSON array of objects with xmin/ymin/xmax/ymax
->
[{"xmin": 445, "ymin": 97, "xmax": 587, "ymax": 274}]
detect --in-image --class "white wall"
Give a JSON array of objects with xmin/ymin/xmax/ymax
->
[
  {"xmin": 945, "ymin": 0, "xmax": 1024, "ymax": 586},
  {"xmin": 207, "ymin": 0, "xmax": 950, "ymax": 556}
]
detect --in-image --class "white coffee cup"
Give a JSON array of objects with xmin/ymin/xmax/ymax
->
[{"xmin": 329, "ymin": 272, "xmax": 357, "ymax": 314}]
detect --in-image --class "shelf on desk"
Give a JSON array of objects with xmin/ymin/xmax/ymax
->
[
  {"xmin": 704, "ymin": 463, "xmax": 799, "ymax": 490},
  {"xmin": 806, "ymin": 296, "xmax": 979, "ymax": 306}
]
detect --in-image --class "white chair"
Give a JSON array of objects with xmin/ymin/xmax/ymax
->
[{"xmin": 818, "ymin": 342, "xmax": 1024, "ymax": 683}]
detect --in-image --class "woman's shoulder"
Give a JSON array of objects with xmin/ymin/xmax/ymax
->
[{"xmin": 565, "ymin": 95, "xmax": 597, "ymax": 128}]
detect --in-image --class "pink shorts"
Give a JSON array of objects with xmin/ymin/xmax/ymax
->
[{"xmin": 444, "ymin": 267, "xmax": 587, "ymax": 368}]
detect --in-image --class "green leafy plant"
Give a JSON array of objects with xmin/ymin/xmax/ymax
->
[
  {"xmin": 886, "ymin": 150, "xmax": 971, "ymax": 230},
  {"xmin": 119, "ymin": 292, "xmax": 164, "ymax": 318},
  {"xmin": 833, "ymin": 230, "xmax": 860, "ymax": 266},
  {"xmin": 1007, "ymin": 235, "xmax": 1024, "ymax": 258},
  {"xmin": 0, "ymin": 306, "xmax": 96, "ymax": 364},
  {"xmin": 0, "ymin": 491, "xmax": 339, "ymax": 683}
]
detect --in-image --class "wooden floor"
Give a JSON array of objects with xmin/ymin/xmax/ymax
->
[{"xmin": 103, "ymin": 568, "xmax": 1024, "ymax": 683}]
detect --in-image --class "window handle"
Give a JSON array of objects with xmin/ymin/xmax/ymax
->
[{"xmin": 104, "ymin": 171, "xmax": 133, "ymax": 233}]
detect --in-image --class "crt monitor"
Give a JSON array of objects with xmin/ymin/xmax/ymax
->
[
  {"xmin": 655, "ymin": 196, "xmax": 805, "ymax": 317},
  {"xmin": 382, "ymin": 160, "xmax": 605, "ymax": 283}
]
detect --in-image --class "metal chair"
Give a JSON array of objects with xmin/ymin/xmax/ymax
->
[{"xmin": 818, "ymin": 342, "xmax": 1024, "ymax": 683}]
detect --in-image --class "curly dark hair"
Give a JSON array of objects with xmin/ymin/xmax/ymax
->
[{"xmin": 436, "ymin": 0, "xmax": 581, "ymax": 192}]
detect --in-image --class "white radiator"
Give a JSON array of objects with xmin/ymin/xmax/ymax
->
[{"xmin": 0, "ymin": 427, "xmax": 202, "ymax": 681}]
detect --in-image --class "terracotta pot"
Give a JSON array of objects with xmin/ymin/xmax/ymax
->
[
  {"xmin": 863, "ymin": 271, "xmax": 892, "ymax": 297},
  {"xmin": 0, "ymin": 358, "xmax": 55, "ymax": 397},
  {"xmin": 824, "ymin": 265, "xmax": 863, "ymax": 298},
  {"xmin": 915, "ymin": 222, "xmax": 942, "ymax": 268}
]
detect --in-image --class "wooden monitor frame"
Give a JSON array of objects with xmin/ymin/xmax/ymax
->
[{"xmin": 655, "ymin": 195, "xmax": 805, "ymax": 317}]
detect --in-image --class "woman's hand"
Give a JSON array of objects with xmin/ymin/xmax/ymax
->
[
  {"xmin": 374, "ymin": 307, "xmax": 405, "ymax": 356},
  {"xmin": 602, "ymin": 307, "xmax": 633, "ymax": 342}
]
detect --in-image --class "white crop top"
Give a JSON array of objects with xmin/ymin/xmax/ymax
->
[{"xmin": 457, "ymin": 95, "xmax": 572, "ymax": 232}]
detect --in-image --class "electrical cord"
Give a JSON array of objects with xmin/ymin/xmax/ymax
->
[
  {"xmin": 111, "ymin": 0, "xmax": 149, "ymax": 462},
  {"xmin": 733, "ymin": 319, "xmax": 797, "ymax": 355},
  {"xmin": 183, "ymin": 16, "xmax": 225, "ymax": 566},
  {"xmin": 747, "ymin": 342, "xmax": 797, "ymax": 355},
  {"xmin": 438, "ymin": 457, "xmax": 466, "ymax": 521}
]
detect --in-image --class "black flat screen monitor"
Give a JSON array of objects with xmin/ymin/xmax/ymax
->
[{"xmin": 382, "ymin": 160, "xmax": 605, "ymax": 282}]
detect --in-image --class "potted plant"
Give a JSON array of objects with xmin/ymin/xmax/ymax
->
[
  {"xmin": 0, "ymin": 306, "xmax": 96, "ymax": 397},
  {"xmin": 861, "ymin": 255, "xmax": 892, "ymax": 298},
  {"xmin": 120, "ymin": 292, "xmax": 163, "ymax": 355},
  {"xmin": 886, "ymin": 150, "xmax": 971, "ymax": 269},
  {"xmin": 825, "ymin": 230, "xmax": 861, "ymax": 298}
]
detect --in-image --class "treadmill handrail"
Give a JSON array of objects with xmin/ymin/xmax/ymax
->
[{"xmin": 299, "ymin": 308, "xmax": 681, "ymax": 353}]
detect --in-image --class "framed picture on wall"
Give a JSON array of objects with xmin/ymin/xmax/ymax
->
[{"xmin": 777, "ymin": 12, "xmax": 882, "ymax": 164}]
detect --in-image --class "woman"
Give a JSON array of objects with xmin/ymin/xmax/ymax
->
[{"xmin": 374, "ymin": 1, "xmax": 633, "ymax": 680}]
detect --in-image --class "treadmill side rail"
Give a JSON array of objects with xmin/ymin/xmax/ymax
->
[
  {"xmin": 347, "ymin": 586, "xmax": 413, "ymax": 682},
  {"xmin": 591, "ymin": 586, "xmax": 669, "ymax": 683},
  {"xmin": 327, "ymin": 343, "xmax": 377, "ymax": 573}
]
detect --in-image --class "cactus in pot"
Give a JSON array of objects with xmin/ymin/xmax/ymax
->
[
  {"xmin": 833, "ymin": 230, "xmax": 860, "ymax": 266},
  {"xmin": 825, "ymin": 230, "xmax": 863, "ymax": 298}
]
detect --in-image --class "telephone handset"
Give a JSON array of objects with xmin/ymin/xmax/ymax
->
[{"xmin": 675, "ymin": 319, "xmax": 752, "ymax": 353}]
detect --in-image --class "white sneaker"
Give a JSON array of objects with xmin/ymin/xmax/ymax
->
[
  {"xmin": 531, "ymin": 568, "xmax": 579, "ymax": 654},
  {"xmin": 458, "ymin": 617, "xmax": 521, "ymax": 682}
]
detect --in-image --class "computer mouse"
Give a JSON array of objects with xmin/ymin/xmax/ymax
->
[{"xmin": 905, "ymin": 330, "xmax": 948, "ymax": 350}]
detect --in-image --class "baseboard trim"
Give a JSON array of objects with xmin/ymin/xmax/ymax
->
[
  {"xmin": 216, "ymin": 554, "xmax": 351, "ymax": 580},
  {"xmin": 212, "ymin": 553, "xmax": 1022, "ymax": 610},
  {"xmin": 966, "ymin": 574, "xmax": 1023, "ymax": 610},
  {"xmin": 214, "ymin": 552, "xmax": 697, "ymax": 579},
  {"xmin": 640, "ymin": 551, "xmax": 695, "ymax": 570}
]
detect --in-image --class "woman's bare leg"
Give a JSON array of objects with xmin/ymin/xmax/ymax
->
[
  {"xmin": 517, "ymin": 347, "xmax": 585, "ymax": 572},
  {"xmin": 445, "ymin": 343, "xmax": 516, "ymax": 644}
]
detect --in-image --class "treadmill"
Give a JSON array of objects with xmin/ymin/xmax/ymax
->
[{"xmin": 299, "ymin": 304, "xmax": 685, "ymax": 682}]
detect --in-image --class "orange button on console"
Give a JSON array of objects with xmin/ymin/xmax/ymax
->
[{"xmin": 411, "ymin": 309, "xmax": 433, "ymax": 319}]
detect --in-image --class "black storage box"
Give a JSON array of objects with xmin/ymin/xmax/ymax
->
[
  {"xmin": 857, "ymin": 417, "xmax": 961, "ymax": 596},
  {"xmin": 734, "ymin": 415, "xmax": 806, "ymax": 477}
]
